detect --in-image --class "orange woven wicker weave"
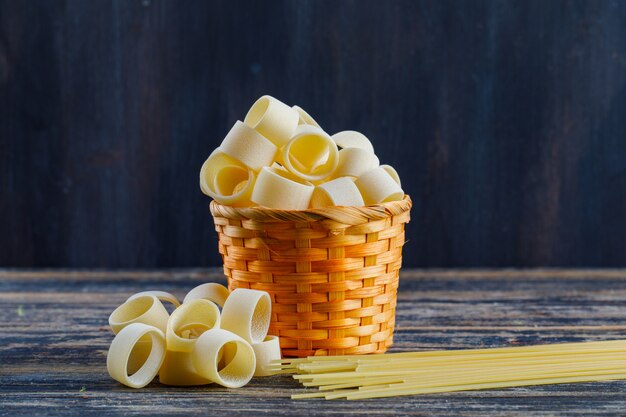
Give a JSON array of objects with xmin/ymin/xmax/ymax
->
[{"xmin": 210, "ymin": 195, "xmax": 412, "ymax": 357}]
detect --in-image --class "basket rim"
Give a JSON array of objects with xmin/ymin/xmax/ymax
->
[{"xmin": 210, "ymin": 195, "xmax": 412, "ymax": 224}]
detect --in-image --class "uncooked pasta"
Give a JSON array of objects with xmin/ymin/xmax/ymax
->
[{"xmin": 274, "ymin": 340, "xmax": 626, "ymax": 400}]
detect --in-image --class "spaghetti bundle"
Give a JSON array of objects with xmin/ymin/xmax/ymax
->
[{"xmin": 273, "ymin": 340, "xmax": 626, "ymax": 400}]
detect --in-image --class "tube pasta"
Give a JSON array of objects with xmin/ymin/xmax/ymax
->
[
  {"xmin": 200, "ymin": 95, "xmax": 404, "ymax": 209},
  {"xmin": 183, "ymin": 283, "xmax": 230, "ymax": 307},
  {"xmin": 192, "ymin": 329, "xmax": 256, "ymax": 388},
  {"xmin": 281, "ymin": 126, "xmax": 338, "ymax": 182},
  {"xmin": 219, "ymin": 121, "xmax": 278, "ymax": 171},
  {"xmin": 199, "ymin": 150, "xmax": 256, "ymax": 207},
  {"xmin": 252, "ymin": 335, "xmax": 282, "ymax": 376},
  {"xmin": 251, "ymin": 166, "xmax": 314, "ymax": 210},
  {"xmin": 106, "ymin": 283, "xmax": 284, "ymax": 390},
  {"xmin": 220, "ymin": 288, "xmax": 271, "ymax": 344},
  {"xmin": 310, "ymin": 177, "xmax": 364, "ymax": 208},
  {"xmin": 380, "ymin": 164, "xmax": 401, "ymax": 187},
  {"xmin": 293, "ymin": 105, "xmax": 321, "ymax": 128},
  {"xmin": 106, "ymin": 323, "xmax": 166, "ymax": 389},
  {"xmin": 332, "ymin": 147, "xmax": 380, "ymax": 179},
  {"xmin": 126, "ymin": 335, "xmax": 154, "ymax": 375},
  {"xmin": 159, "ymin": 350, "xmax": 212, "ymax": 386},
  {"xmin": 166, "ymin": 299, "xmax": 221, "ymax": 352},
  {"xmin": 127, "ymin": 291, "xmax": 180, "ymax": 309},
  {"xmin": 331, "ymin": 130, "xmax": 375, "ymax": 154},
  {"xmin": 109, "ymin": 295, "xmax": 170, "ymax": 334},
  {"xmin": 244, "ymin": 95, "xmax": 299, "ymax": 147},
  {"xmin": 111, "ymin": 296, "xmax": 171, "ymax": 376},
  {"xmin": 354, "ymin": 167, "xmax": 404, "ymax": 205}
]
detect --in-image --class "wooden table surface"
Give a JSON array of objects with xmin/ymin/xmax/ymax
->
[{"xmin": 2, "ymin": 269, "xmax": 626, "ymax": 416}]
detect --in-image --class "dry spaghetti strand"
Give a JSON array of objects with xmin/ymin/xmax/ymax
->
[{"xmin": 274, "ymin": 340, "xmax": 626, "ymax": 400}]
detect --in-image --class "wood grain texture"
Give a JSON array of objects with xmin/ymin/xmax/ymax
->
[
  {"xmin": 1, "ymin": 1, "xmax": 626, "ymax": 268},
  {"xmin": 2, "ymin": 268, "xmax": 626, "ymax": 416}
]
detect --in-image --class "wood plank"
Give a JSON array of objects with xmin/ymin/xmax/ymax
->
[
  {"xmin": 4, "ymin": 268, "xmax": 626, "ymax": 281},
  {"xmin": 2, "ymin": 269, "xmax": 626, "ymax": 415}
]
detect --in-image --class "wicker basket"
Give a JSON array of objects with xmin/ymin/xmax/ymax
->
[{"xmin": 210, "ymin": 195, "xmax": 412, "ymax": 357}]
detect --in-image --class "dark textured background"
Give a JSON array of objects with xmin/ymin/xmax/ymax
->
[{"xmin": 1, "ymin": 0, "xmax": 625, "ymax": 268}]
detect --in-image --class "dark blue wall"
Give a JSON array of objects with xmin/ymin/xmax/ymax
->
[{"xmin": 1, "ymin": 0, "xmax": 625, "ymax": 267}]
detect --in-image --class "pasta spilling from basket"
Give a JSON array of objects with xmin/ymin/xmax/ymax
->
[
  {"xmin": 199, "ymin": 95, "xmax": 404, "ymax": 209},
  {"xmin": 106, "ymin": 284, "xmax": 281, "ymax": 389}
]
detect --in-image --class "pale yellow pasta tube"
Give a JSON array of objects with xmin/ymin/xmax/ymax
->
[
  {"xmin": 281, "ymin": 126, "xmax": 338, "ymax": 181},
  {"xmin": 199, "ymin": 150, "xmax": 255, "ymax": 207},
  {"xmin": 252, "ymin": 335, "xmax": 282, "ymax": 377},
  {"xmin": 106, "ymin": 323, "xmax": 166, "ymax": 389},
  {"xmin": 126, "ymin": 291, "xmax": 180, "ymax": 308},
  {"xmin": 108, "ymin": 295, "xmax": 169, "ymax": 334},
  {"xmin": 166, "ymin": 299, "xmax": 221, "ymax": 352},
  {"xmin": 159, "ymin": 350, "xmax": 212, "ymax": 386},
  {"xmin": 380, "ymin": 164, "xmax": 401, "ymax": 186},
  {"xmin": 331, "ymin": 130, "xmax": 375, "ymax": 154},
  {"xmin": 332, "ymin": 147, "xmax": 380, "ymax": 178},
  {"xmin": 121, "ymin": 294, "xmax": 176, "ymax": 374},
  {"xmin": 220, "ymin": 288, "xmax": 271, "ymax": 344},
  {"xmin": 310, "ymin": 177, "xmax": 364, "ymax": 208},
  {"xmin": 244, "ymin": 95, "xmax": 299, "ymax": 147},
  {"xmin": 251, "ymin": 166, "xmax": 314, "ymax": 210},
  {"xmin": 183, "ymin": 283, "xmax": 230, "ymax": 307},
  {"xmin": 219, "ymin": 121, "xmax": 278, "ymax": 171},
  {"xmin": 126, "ymin": 335, "xmax": 154, "ymax": 375},
  {"xmin": 192, "ymin": 328, "xmax": 256, "ymax": 388},
  {"xmin": 293, "ymin": 105, "xmax": 321, "ymax": 128},
  {"xmin": 355, "ymin": 167, "xmax": 405, "ymax": 205}
]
